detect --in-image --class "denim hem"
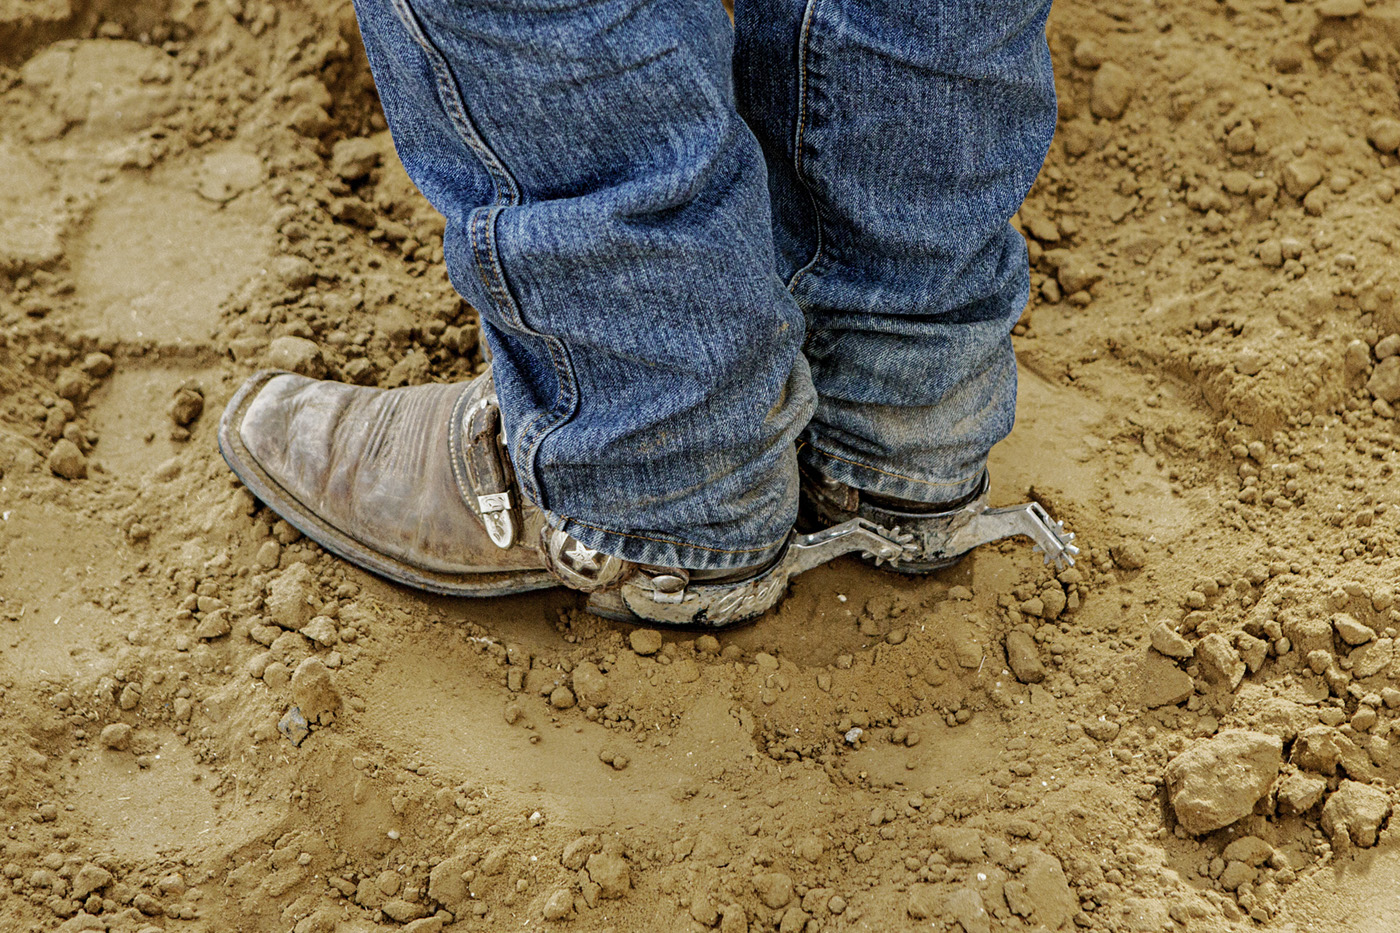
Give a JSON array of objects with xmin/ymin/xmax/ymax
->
[
  {"xmin": 798, "ymin": 442, "xmax": 986, "ymax": 505},
  {"xmin": 543, "ymin": 510, "xmax": 790, "ymax": 572}
]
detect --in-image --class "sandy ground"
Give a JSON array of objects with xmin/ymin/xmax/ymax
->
[{"xmin": 4, "ymin": 0, "xmax": 1400, "ymax": 931}]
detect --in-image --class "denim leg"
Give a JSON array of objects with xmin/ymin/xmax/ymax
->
[
  {"xmin": 351, "ymin": 0, "xmax": 814, "ymax": 569},
  {"xmin": 735, "ymin": 0, "xmax": 1056, "ymax": 503}
]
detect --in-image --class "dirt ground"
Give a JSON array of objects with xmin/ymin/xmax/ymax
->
[{"xmin": 4, "ymin": 0, "xmax": 1400, "ymax": 931}]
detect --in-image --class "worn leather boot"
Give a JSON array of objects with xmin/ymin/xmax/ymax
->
[
  {"xmin": 799, "ymin": 462, "xmax": 1078, "ymax": 574},
  {"xmin": 219, "ymin": 370, "xmax": 915, "ymax": 627}
]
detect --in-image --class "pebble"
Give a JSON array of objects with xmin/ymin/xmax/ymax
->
[
  {"xmin": 585, "ymin": 852, "xmax": 630, "ymax": 899},
  {"xmin": 1138, "ymin": 653, "xmax": 1194, "ymax": 708},
  {"xmin": 1090, "ymin": 63, "xmax": 1134, "ymax": 120},
  {"xmin": 99, "ymin": 723, "xmax": 132, "ymax": 750},
  {"xmin": 1005, "ymin": 629, "xmax": 1046, "ymax": 684},
  {"xmin": 271, "ymin": 255, "xmax": 316, "ymax": 290},
  {"xmin": 1111, "ymin": 540, "xmax": 1146, "ymax": 570},
  {"xmin": 1368, "ymin": 118, "xmax": 1400, "ymax": 154},
  {"xmin": 906, "ymin": 883, "xmax": 939, "ymax": 920},
  {"xmin": 944, "ymin": 887, "xmax": 991, "ymax": 933},
  {"xmin": 1150, "ymin": 621, "xmax": 1194, "ymax": 659},
  {"xmin": 278, "ymin": 707, "xmax": 310, "ymax": 746},
  {"xmin": 1321, "ymin": 780, "xmax": 1391, "ymax": 847},
  {"xmin": 329, "ymin": 137, "xmax": 382, "ymax": 181},
  {"xmin": 629, "ymin": 629, "xmax": 663, "ymax": 656},
  {"xmin": 48, "ymin": 439, "xmax": 87, "ymax": 480},
  {"xmin": 71, "ymin": 864, "xmax": 112, "ymax": 901},
  {"xmin": 542, "ymin": 887, "xmax": 572, "ymax": 921},
  {"xmin": 570, "ymin": 661, "xmax": 611, "ymax": 708},
  {"xmin": 752, "ymin": 871, "xmax": 793, "ymax": 909},
  {"xmin": 1275, "ymin": 771, "xmax": 1327, "ymax": 815},
  {"xmin": 300, "ymin": 616, "xmax": 339, "ymax": 647},
  {"xmin": 1164, "ymin": 730, "xmax": 1282, "ymax": 835},
  {"xmin": 1282, "ymin": 159, "xmax": 1323, "ymax": 199},
  {"xmin": 266, "ymin": 335, "xmax": 327, "ymax": 379},
  {"xmin": 168, "ymin": 387, "xmax": 204, "ymax": 427},
  {"xmin": 1368, "ymin": 357, "xmax": 1400, "ymax": 403},
  {"xmin": 291, "ymin": 657, "xmax": 341, "ymax": 726},
  {"xmin": 1196, "ymin": 634, "xmax": 1245, "ymax": 690},
  {"xmin": 548, "ymin": 686, "xmax": 576, "ymax": 710}
]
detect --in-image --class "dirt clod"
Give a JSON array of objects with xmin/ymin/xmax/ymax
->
[{"xmin": 1165, "ymin": 730, "xmax": 1283, "ymax": 835}]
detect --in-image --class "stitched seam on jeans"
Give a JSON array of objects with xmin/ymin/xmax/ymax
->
[
  {"xmin": 562, "ymin": 518, "xmax": 786, "ymax": 557},
  {"xmin": 388, "ymin": 0, "xmax": 519, "ymax": 204},
  {"xmin": 473, "ymin": 207, "xmax": 578, "ymax": 508},
  {"xmin": 786, "ymin": 0, "xmax": 825, "ymax": 295},
  {"xmin": 798, "ymin": 440, "xmax": 983, "ymax": 489}
]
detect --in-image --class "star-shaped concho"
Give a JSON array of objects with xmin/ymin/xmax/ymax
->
[{"xmin": 565, "ymin": 543, "xmax": 600, "ymax": 572}]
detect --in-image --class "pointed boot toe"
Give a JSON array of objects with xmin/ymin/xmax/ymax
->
[{"xmin": 218, "ymin": 369, "xmax": 556, "ymax": 596}]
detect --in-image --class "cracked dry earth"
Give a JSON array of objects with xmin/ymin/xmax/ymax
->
[{"xmin": 4, "ymin": 0, "xmax": 1400, "ymax": 931}]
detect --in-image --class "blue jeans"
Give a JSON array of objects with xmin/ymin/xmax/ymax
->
[{"xmin": 351, "ymin": 0, "xmax": 1055, "ymax": 571}]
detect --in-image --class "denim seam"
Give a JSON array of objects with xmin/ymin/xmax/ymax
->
[
  {"xmin": 390, "ymin": 0, "xmax": 578, "ymax": 507},
  {"xmin": 798, "ymin": 440, "xmax": 983, "ymax": 489},
  {"xmin": 785, "ymin": 0, "xmax": 825, "ymax": 295},
  {"xmin": 560, "ymin": 517, "xmax": 788, "ymax": 557}
]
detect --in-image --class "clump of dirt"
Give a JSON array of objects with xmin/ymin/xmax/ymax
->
[{"xmin": 3, "ymin": 0, "xmax": 1400, "ymax": 931}]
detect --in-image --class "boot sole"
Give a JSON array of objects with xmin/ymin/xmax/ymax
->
[{"xmin": 218, "ymin": 370, "xmax": 560, "ymax": 598}]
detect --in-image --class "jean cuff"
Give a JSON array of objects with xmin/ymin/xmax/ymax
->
[
  {"xmin": 541, "ymin": 510, "xmax": 791, "ymax": 572},
  {"xmin": 797, "ymin": 442, "xmax": 987, "ymax": 505}
]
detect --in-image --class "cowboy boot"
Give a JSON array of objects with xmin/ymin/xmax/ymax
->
[{"xmin": 219, "ymin": 370, "xmax": 915, "ymax": 627}]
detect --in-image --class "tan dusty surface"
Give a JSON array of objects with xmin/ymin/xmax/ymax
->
[{"xmin": 3, "ymin": 1, "xmax": 1400, "ymax": 931}]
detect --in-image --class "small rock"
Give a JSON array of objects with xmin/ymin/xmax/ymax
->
[
  {"xmin": 330, "ymin": 137, "xmax": 382, "ymax": 181},
  {"xmin": 1368, "ymin": 118, "xmax": 1400, "ymax": 154},
  {"xmin": 1321, "ymin": 780, "xmax": 1391, "ymax": 847},
  {"xmin": 382, "ymin": 899, "xmax": 429, "ymax": 923},
  {"xmin": 945, "ymin": 887, "xmax": 991, "ymax": 933},
  {"xmin": 1165, "ymin": 730, "xmax": 1283, "ymax": 835},
  {"xmin": 585, "ymin": 852, "xmax": 630, "ymax": 899},
  {"xmin": 561, "ymin": 835, "xmax": 601, "ymax": 871},
  {"xmin": 71, "ymin": 865, "xmax": 112, "ymax": 901},
  {"xmin": 1150, "ymin": 621, "xmax": 1194, "ymax": 659},
  {"xmin": 271, "ymin": 255, "xmax": 316, "ymax": 290},
  {"xmin": 1021, "ymin": 849, "xmax": 1077, "ymax": 928},
  {"xmin": 1137, "ymin": 653, "xmax": 1194, "ymax": 709},
  {"xmin": 278, "ymin": 707, "xmax": 310, "ymax": 746},
  {"xmin": 1292, "ymin": 725, "xmax": 1372, "ymax": 779},
  {"xmin": 1368, "ymin": 357, "xmax": 1400, "ymax": 403},
  {"xmin": 266, "ymin": 335, "xmax": 326, "ymax": 378},
  {"xmin": 1090, "ymin": 62, "xmax": 1134, "ymax": 119},
  {"xmin": 80, "ymin": 352, "xmax": 114, "ymax": 377},
  {"xmin": 1222, "ymin": 836, "xmax": 1274, "ymax": 866},
  {"xmin": 169, "ymin": 387, "xmax": 204, "ymax": 427},
  {"xmin": 1282, "ymin": 159, "xmax": 1323, "ymax": 199},
  {"xmin": 570, "ymin": 661, "xmax": 610, "ymax": 707},
  {"xmin": 542, "ymin": 887, "xmax": 572, "ymax": 921},
  {"xmin": 48, "ymin": 439, "xmax": 87, "ymax": 480},
  {"xmin": 300, "ymin": 616, "xmax": 340, "ymax": 647},
  {"xmin": 1196, "ymin": 633, "xmax": 1245, "ymax": 690},
  {"xmin": 719, "ymin": 904, "xmax": 748, "ymax": 933},
  {"xmin": 1110, "ymin": 540, "xmax": 1146, "ymax": 570},
  {"xmin": 752, "ymin": 871, "xmax": 793, "ymax": 909},
  {"xmin": 629, "ymin": 628, "xmax": 663, "ymax": 656},
  {"xmin": 1335, "ymin": 613, "xmax": 1377, "ymax": 646},
  {"xmin": 1005, "ymin": 629, "xmax": 1045, "ymax": 684},
  {"xmin": 906, "ymin": 883, "xmax": 939, "ymax": 920},
  {"xmin": 548, "ymin": 685, "xmax": 576, "ymax": 709},
  {"xmin": 99, "ymin": 723, "xmax": 132, "ymax": 751},
  {"xmin": 266, "ymin": 564, "xmax": 316, "ymax": 630},
  {"xmin": 291, "ymin": 657, "xmax": 341, "ymax": 726},
  {"xmin": 194, "ymin": 609, "xmax": 231, "ymax": 640}
]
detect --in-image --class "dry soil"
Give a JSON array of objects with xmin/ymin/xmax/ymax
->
[{"xmin": 3, "ymin": 1, "xmax": 1400, "ymax": 932}]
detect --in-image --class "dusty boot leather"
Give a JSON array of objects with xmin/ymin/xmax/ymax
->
[
  {"xmin": 799, "ymin": 463, "xmax": 1077, "ymax": 573},
  {"xmin": 218, "ymin": 369, "xmax": 811, "ymax": 627}
]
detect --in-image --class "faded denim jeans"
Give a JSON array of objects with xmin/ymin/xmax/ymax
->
[{"xmin": 350, "ymin": 0, "xmax": 1056, "ymax": 570}]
